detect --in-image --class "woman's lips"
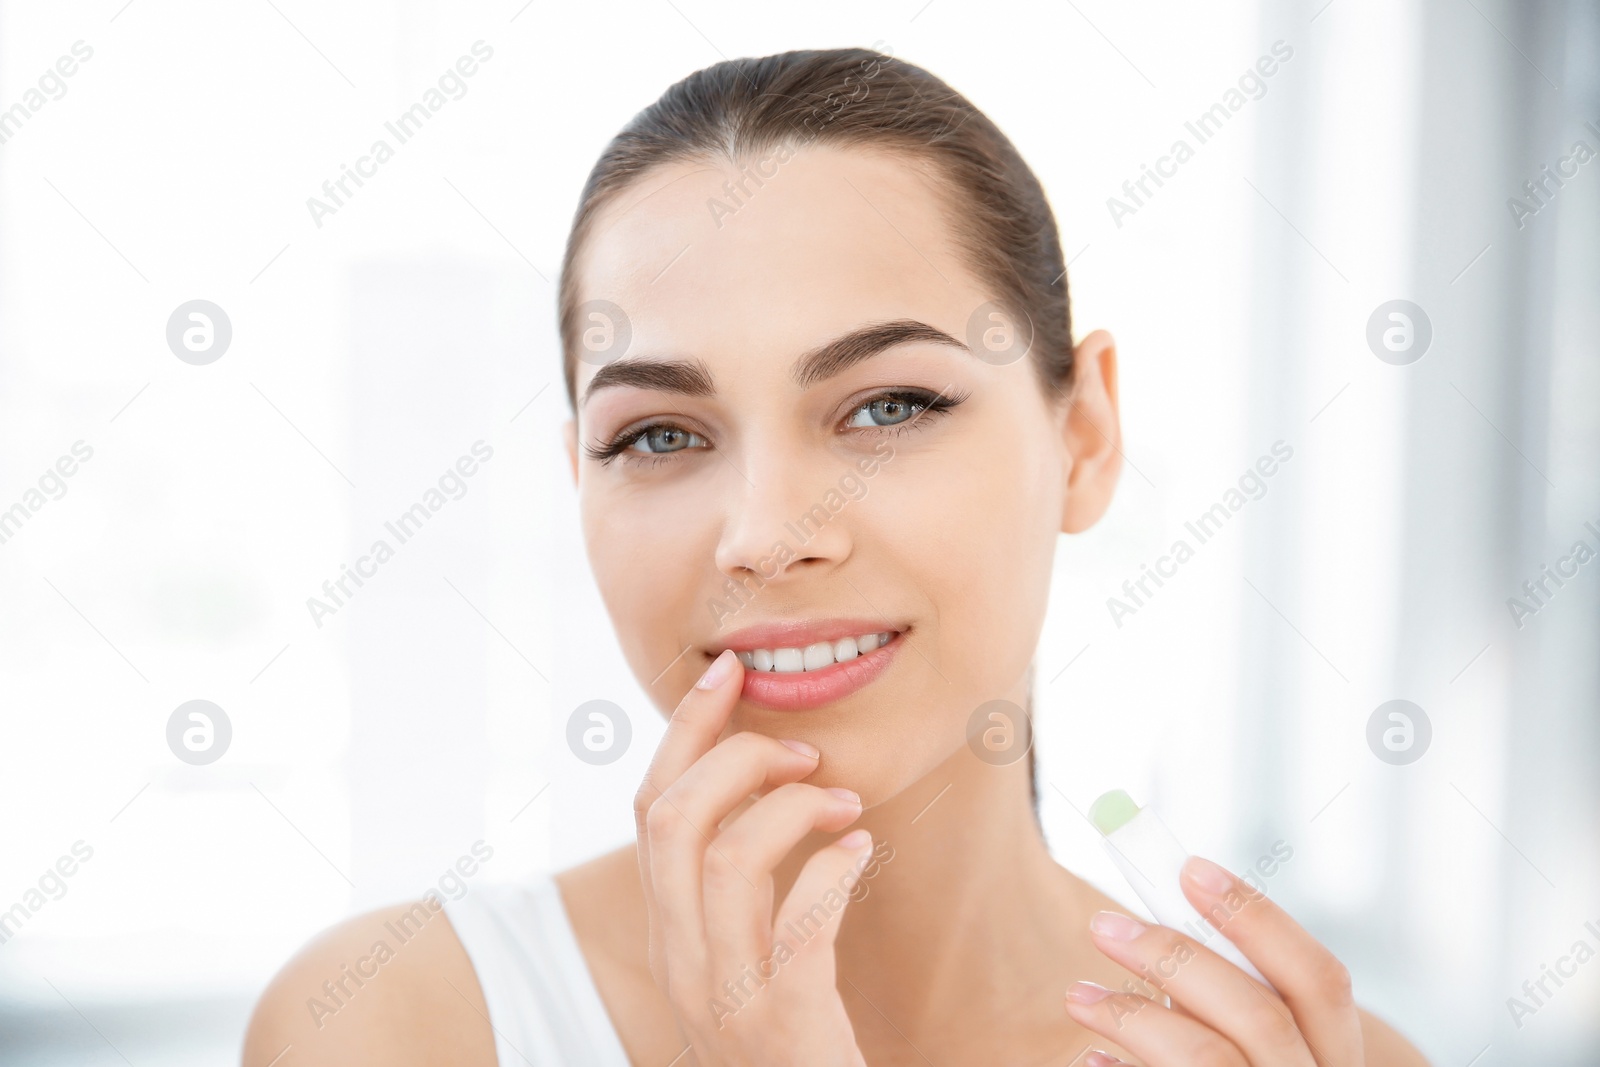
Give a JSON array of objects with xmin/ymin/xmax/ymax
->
[{"xmin": 735, "ymin": 630, "xmax": 904, "ymax": 711}]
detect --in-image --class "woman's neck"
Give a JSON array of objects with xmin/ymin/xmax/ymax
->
[{"xmin": 771, "ymin": 738, "xmax": 1101, "ymax": 1040}]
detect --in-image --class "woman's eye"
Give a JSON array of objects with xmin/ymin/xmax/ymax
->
[
  {"xmin": 845, "ymin": 394, "xmax": 924, "ymax": 428},
  {"xmin": 627, "ymin": 425, "xmax": 705, "ymax": 453},
  {"xmin": 583, "ymin": 421, "xmax": 711, "ymax": 465},
  {"xmin": 590, "ymin": 388, "xmax": 964, "ymax": 466}
]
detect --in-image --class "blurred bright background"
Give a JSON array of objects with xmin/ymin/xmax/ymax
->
[{"xmin": 2, "ymin": 0, "xmax": 1597, "ymax": 1063}]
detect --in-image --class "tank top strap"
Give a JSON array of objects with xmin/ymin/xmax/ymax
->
[{"xmin": 443, "ymin": 873, "xmax": 633, "ymax": 1066}]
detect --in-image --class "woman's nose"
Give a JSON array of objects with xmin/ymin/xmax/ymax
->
[{"xmin": 712, "ymin": 451, "xmax": 856, "ymax": 583}]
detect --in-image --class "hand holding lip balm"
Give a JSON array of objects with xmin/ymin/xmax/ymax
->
[{"xmin": 1088, "ymin": 788, "xmax": 1277, "ymax": 992}]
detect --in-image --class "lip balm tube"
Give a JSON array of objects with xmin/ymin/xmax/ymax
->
[{"xmin": 1088, "ymin": 788, "xmax": 1276, "ymax": 991}]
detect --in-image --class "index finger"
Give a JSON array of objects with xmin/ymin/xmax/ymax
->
[
  {"xmin": 634, "ymin": 648, "xmax": 744, "ymax": 818},
  {"xmin": 631, "ymin": 648, "xmax": 744, "ymax": 989},
  {"xmin": 1179, "ymin": 856, "xmax": 1364, "ymax": 1065}
]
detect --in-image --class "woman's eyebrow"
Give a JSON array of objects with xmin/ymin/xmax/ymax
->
[
  {"xmin": 793, "ymin": 319, "xmax": 969, "ymax": 387},
  {"xmin": 579, "ymin": 318, "xmax": 967, "ymax": 406},
  {"xmin": 581, "ymin": 357, "xmax": 715, "ymax": 407}
]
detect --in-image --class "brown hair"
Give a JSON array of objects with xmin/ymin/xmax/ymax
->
[{"xmin": 557, "ymin": 46, "xmax": 1071, "ymax": 813}]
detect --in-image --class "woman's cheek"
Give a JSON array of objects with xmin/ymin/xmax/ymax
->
[
  {"xmin": 583, "ymin": 489, "xmax": 702, "ymax": 675},
  {"xmin": 927, "ymin": 435, "xmax": 1056, "ymax": 695}
]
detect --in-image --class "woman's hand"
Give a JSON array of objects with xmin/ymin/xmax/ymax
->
[
  {"xmin": 634, "ymin": 648, "xmax": 874, "ymax": 1067},
  {"xmin": 1066, "ymin": 855, "xmax": 1366, "ymax": 1067}
]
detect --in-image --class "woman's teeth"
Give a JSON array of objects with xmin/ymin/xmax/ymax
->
[{"xmin": 734, "ymin": 632, "xmax": 896, "ymax": 673}]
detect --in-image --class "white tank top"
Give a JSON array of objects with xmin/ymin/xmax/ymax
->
[{"xmin": 443, "ymin": 874, "xmax": 634, "ymax": 1065}]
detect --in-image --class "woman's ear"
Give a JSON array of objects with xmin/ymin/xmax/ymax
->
[
  {"xmin": 563, "ymin": 418, "xmax": 579, "ymax": 487},
  {"xmin": 1059, "ymin": 329, "xmax": 1123, "ymax": 534}
]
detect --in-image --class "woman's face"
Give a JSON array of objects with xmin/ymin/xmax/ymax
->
[{"xmin": 566, "ymin": 144, "xmax": 1118, "ymax": 804}]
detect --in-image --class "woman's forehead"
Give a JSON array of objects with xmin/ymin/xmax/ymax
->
[{"xmin": 571, "ymin": 145, "xmax": 988, "ymax": 382}]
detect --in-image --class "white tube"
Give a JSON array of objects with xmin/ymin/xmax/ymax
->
[{"xmin": 1100, "ymin": 805, "xmax": 1276, "ymax": 991}]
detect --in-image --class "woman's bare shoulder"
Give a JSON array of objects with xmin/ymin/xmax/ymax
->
[
  {"xmin": 242, "ymin": 897, "xmax": 495, "ymax": 1067},
  {"xmin": 552, "ymin": 841, "xmax": 649, "ymax": 962}
]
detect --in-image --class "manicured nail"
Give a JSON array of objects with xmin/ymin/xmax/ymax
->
[
  {"xmin": 1089, "ymin": 910, "xmax": 1146, "ymax": 941},
  {"xmin": 837, "ymin": 828, "xmax": 871, "ymax": 850},
  {"xmin": 1065, "ymin": 981, "xmax": 1113, "ymax": 1004},
  {"xmin": 780, "ymin": 738, "xmax": 820, "ymax": 758},
  {"xmin": 1085, "ymin": 1053, "xmax": 1123, "ymax": 1067},
  {"xmin": 826, "ymin": 787, "xmax": 861, "ymax": 805},
  {"xmin": 696, "ymin": 649, "xmax": 736, "ymax": 690},
  {"xmin": 1183, "ymin": 855, "xmax": 1233, "ymax": 894}
]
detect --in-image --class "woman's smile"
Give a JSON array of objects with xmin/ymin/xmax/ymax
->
[{"xmin": 709, "ymin": 619, "xmax": 909, "ymax": 711}]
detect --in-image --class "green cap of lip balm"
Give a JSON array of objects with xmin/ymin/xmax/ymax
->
[{"xmin": 1089, "ymin": 789, "xmax": 1142, "ymax": 836}]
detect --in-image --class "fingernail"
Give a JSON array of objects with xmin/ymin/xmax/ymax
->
[
  {"xmin": 826, "ymin": 786, "xmax": 861, "ymax": 805},
  {"xmin": 780, "ymin": 738, "xmax": 820, "ymax": 758},
  {"xmin": 837, "ymin": 828, "xmax": 871, "ymax": 850},
  {"xmin": 1183, "ymin": 855, "xmax": 1233, "ymax": 895},
  {"xmin": 1085, "ymin": 1053, "xmax": 1122, "ymax": 1067},
  {"xmin": 696, "ymin": 649, "xmax": 736, "ymax": 690},
  {"xmin": 1065, "ymin": 981, "xmax": 1113, "ymax": 1004},
  {"xmin": 1089, "ymin": 910, "xmax": 1145, "ymax": 941}
]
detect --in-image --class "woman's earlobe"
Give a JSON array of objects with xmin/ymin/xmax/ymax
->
[{"xmin": 1059, "ymin": 329, "xmax": 1123, "ymax": 534}]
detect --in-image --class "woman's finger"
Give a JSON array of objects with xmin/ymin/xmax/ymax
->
[
  {"xmin": 1180, "ymin": 856, "xmax": 1365, "ymax": 1066},
  {"xmin": 633, "ymin": 649, "xmax": 745, "ymax": 991},
  {"xmin": 773, "ymin": 827, "xmax": 877, "ymax": 960},
  {"xmin": 1084, "ymin": 909, "xmax": 1315, "ymax": 1067},
  {"xmin": 700, "ymin": 829, "xmax": 874, "ymax": 1041},
  {"xmin": 1065, "ymin": 982, "xmax": 1248, "ymax": 1066},
  {"xmin": 648, "ymin": 731, "xmax": 828, "ymax": 992},
  {"xmin": 635, "ymin": 649, "xmax": 745, "ymax": 825},
  {"xmin": 662, "ymin": 729, "xmax": 829, "ymax": 840},
  {"xmin": 1084, "ymin": 1053, "xmax": 1132, "ymax": 1067},
  {"xmin": 701, "ymin": 782, "xmax": 863, "ymax": 970}
]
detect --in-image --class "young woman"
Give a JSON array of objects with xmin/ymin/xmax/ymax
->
[{"xmin": 245, "ymin": 48, "xmax": 1430, "ymax": 1066}]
